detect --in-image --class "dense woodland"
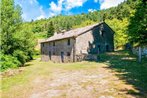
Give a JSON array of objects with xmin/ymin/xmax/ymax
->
[{"xmin": 0, "ymin": 0, "xmax": 147, "ymax": 71}]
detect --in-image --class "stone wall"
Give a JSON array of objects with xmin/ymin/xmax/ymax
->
[
  {"xmin": 75, "ymin": 30, "xmax": 94, "ymax": 55},
  {"xmin": 41, "ymin": 23, "xmax": 114, "ymax": 63},
  {"xmin": 41, "ymin": 38, "xmax": 75, "ymax": 63},
  {"xmin": 75, "ymin": 23, "xmax": 114, "ymax": 61}
]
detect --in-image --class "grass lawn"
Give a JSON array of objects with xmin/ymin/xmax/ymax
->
[{"xmin": 1, "ymin": 50, "xmax": 147, "ymax": 98}]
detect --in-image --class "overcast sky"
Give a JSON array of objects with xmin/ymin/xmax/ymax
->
[{"xmin": 15, "ymin": 0, "xmax": 125, "ymax": 21}]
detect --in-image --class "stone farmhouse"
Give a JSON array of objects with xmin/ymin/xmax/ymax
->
[{"xmin": 41, "ymin": 22, "xmax": 114, "ymax": 63}]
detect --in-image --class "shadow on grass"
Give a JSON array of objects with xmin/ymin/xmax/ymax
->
[
  {"xmin": 99, "ymin": 50, "xmax": 147, "ymax": 97},
  {"xmin": 24, "ymin": 63, "xmax": 32, "ymax": 67}
]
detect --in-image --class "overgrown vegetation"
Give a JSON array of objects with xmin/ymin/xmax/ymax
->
[
  {"xmin": 0, "ymin": 0, "xmax": 36, "ymax": 71},
  {"xmin": 21, "ymin": 0, "xmax": 145, "ymax": 48},
  {"xmin": 128, "ymin": 0, "xmax": 147, "ymax": 46}
]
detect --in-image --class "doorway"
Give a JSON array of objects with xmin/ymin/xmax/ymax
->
[
  {"xmin": 49, "ymin": 51, "xmax": 51, "ymax": 60},
  {"xmin": 106, "ymin": 45, "xmax": 109, "ymax": 52},
  {"xmin": 61, "ymin": 52, "xmax": 64, "ymax": 62}
]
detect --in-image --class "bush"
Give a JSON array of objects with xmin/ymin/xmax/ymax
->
[
  {"xmin": 0, "ymin": 55, "xmax": 21, "ymax": 72},
  {"xmin": 13, "ymin": 50, "xmax": 28, "ymax": 66},
  {"xmin": 34, "ymin": 50, "xmax": 40, "ymax": 55}
]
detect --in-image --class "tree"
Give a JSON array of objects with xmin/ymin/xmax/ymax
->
[
  {"xmin": 1, "ymin": 0, "xmax": 22, "ymax": 54},
  {"xmin": 47, "ymin": 21, "xmax": 55, "ymax": 37},
  {"xmin": 106, "ymin": 18, "xmax": 129, "ymax": 49},
  {"xmin": 128, "ymin": 0, "xmax": 147, "ymax": 62},
  {"xmin": 128, "ymin": 0, "xmax": 147, "ymax": 45},
  {"xmin": 0, "ymin": 0, "xmax": 37, "ymax": 70}
]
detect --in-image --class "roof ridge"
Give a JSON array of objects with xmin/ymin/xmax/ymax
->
[{"xmin": 41, "ymin": 22, "xmax": 104, "ymax": 43}]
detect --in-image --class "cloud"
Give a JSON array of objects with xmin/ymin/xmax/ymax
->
[
  {"xmin": 94, "ymin": 0, "xmax": 98, "ymax": 3},
  {"xmin": 64, "ymin": 0, "xmax": 87, "ymax": 10},
  {"xmin": 88, "ymin": 9, "xmax": 96, "ymax": 12},
  {"xmin": 48, "ymin": 0, "xmax": 88, "ymax": 17},
  {"xmin": 49, "ymin": 0, "xmax": 63, "ymax": 14},
  {"xmin": 100, "ymin": 0, "xmax": 125, "ymax": 9},
  {"xmin": 15, "ymin": 0, "xmax": 88, "ymax": 21},
  {"xmin": 36, "ymin": 6, "xmax": 46, "ymax": 20},
  {"xmin": 29, "ymin": 0, "xmax": 38, "ymax": 5},
  {"xmin": 15, "ymin": 0, "xmax": 48, "ymax": 21}
]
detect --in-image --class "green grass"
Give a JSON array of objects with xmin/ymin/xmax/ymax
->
[
  {"xmin": 1, "ymin": 60, "xmax": 101, "ymax": 98},
  {"xmin": 99, "ymin": 50, "xmax": 147, "ymax": 96},
  {"xmin": 1, "ymin": 50, "xmax": 147, "ymax": 98},
  {"xmin": 1, "ymin": 59, "xmax": 99, "ymax": 92}
]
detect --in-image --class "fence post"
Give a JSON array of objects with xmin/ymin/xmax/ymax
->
[{"xmin": 138, "ymin": 46, "xmax": 142, "ymax": 63}]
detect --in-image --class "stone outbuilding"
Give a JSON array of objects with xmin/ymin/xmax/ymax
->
[{"xmin": 41, "ymin": 22, "xmax": 114, "ymax": 63}]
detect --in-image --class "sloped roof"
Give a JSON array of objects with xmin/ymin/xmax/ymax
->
[{"xmin": 41, "ymin": 22, "xmax": 104, "ymax": 43}]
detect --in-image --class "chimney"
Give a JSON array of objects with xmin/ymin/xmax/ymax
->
[
  {"xmin": 61, "ymin": 30, "xmax": 66, "ymax": 35},
  {"xmin": 54, "ymin": 32, "xmax": 57, "ymax": 36}
]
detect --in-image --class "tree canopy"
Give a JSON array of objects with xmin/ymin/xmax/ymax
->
[
  {"xmin": 128, "ymin": 0, "xmax": 147, "ymax": 46},
  {"xmin": 1, "ymin": 0, "xmax": 36, "ymax": 71}
]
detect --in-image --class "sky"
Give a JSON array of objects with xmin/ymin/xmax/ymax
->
[{"xmin": 15, "ymin": 0, "xmax": 125, "ymax": 21}]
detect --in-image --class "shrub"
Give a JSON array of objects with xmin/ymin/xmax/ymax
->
[
  {"xmin": 0, "ymin": 55, "xmax": 21, "ymax": 72},
  {"xmin": 34, "ymin": 50, "xmax": 40, "ymax": 55},
  {"xmin": 13, "ymin": 50, "xmax": 28, "ymax": 66}
]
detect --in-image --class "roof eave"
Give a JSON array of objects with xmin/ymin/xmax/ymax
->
[{"xmin": 40, "ymin": 36, "xmax": 75, "ymax": 43}]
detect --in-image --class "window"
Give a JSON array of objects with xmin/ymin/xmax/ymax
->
[
  {"xmin": 100, "ymin": 29, "xmax": 105, "ymax": 37},
  {"xmin": 67, "ymin": 52, "xmax": 70, "ymax": 56},
  {"xmin": 67, "ymin": 39, "xmax": 70, "ymax": 46},
  {"xmin": 53, "ymin": 52, "xmax": 55, "ymax": 55},
  {"xmin": 42, "ymin": 43, "xmax": 44, "ymax": 47},
  {"xmin": 102, "ymin": 30, "xmax": 105, "ymax": 37},
  {"xmin": 53, "ymin": 42, "xmax": 55, "ymax": 46}
]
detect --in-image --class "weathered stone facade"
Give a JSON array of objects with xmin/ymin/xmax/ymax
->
[
  {"xmin": 41, "ymin": 22, "xmax": 114, "ymax": 63},
  {"xmin": 41, "ymin": 38, "xmax": 75, "ymax": 63}
]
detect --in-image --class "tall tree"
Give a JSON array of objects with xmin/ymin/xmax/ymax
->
[
  {"xmin": 106, "ymin": 18, "xmax": 129, "ymax": 49},
  {"xmin": 47, "ymin": 21, "xmax": 55, "ymax": 37},
  {"xmin": 1, "ymin": 0, "xmax": 36, "ymax": 68},
  {"xmin": 128, "ymin": 0, "xmax": 147, "ymax": 62},
  {"xmin": 1, "ymin": 0, "xmax": 22, "ymax": 54},
  {"xmin": 128, "ymin": 0, "xmax": 147, "ymax": 45}
]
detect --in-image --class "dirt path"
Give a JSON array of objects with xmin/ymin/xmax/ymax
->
[{"xmin": 29, "ymin": 63, "xmax": 136, "ymax": 98}]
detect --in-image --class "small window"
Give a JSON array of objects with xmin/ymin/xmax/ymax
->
[
  {"xmin": 67, "ymin": 52, "xmax": 70, "ymax": 56},
  {"xmin": 100, "ymin": 30, "xmax": 105, "ymax": 37},
  {"xmin": 53, "ymin": 52, "xmax": 55, "ymax": 55},
  {"xmin": 53, "ymin": 42, "xmax": 55, "ymax": 46},
  {"xmin": 67, "ymin": 39, "xmax": 70, "ymax": 46},
  {"xmin": 42, "ymin": 43, "xmax": 44, "ymax": 47},
  {"xmin": 101, "ymin": 30, "xmax": 105, "ymax": 37}
]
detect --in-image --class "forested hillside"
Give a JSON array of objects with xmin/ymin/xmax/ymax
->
[
  {"xmin": 1, "ymin": 0, "xmax": 146, "ymax": 71},
  {"xmin": 21, "ymin": 0, "xmax": 140, "ymax": 48}
]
